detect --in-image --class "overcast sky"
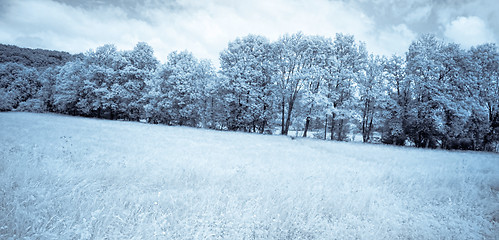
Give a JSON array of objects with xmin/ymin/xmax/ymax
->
[{"xmin": 1, "ymin": 0, "xmax": 497, "ymax": 66}]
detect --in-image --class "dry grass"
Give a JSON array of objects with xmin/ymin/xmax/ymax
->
[{"xmin": 1, "ymin": 112, "xmax": 498, "ymax": 239}]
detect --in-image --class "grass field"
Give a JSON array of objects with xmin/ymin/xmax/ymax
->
[{"xmin": 1, "ymin": 112, "xmax": 498, "ymax": 239}]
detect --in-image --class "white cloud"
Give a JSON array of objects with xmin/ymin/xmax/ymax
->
[
  {"xmin": 404, "ymin": 5, "xmax": 432, "ymax": 23},
  {"xmin": 444, "ymin": 16, "xmax": 496, "ymax": 48},
  {"xmin": 368, "ymin": 24, "xmax": 417, "ymax": 56},
  {"xmin": 0, "ymin": 0, "xmax": 439, "ymax": 65},
  {"xmin": 0, "ymin": 0, "xmax": 163, "ymax": 58},
  {"xmin": 151, "ymin": 0, "xmax": 377, "ymax": 63}
]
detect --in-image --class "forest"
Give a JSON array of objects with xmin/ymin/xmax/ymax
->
[{"xmin": 0, "ymin": 33, "xmax": 498, "ymax": 151}]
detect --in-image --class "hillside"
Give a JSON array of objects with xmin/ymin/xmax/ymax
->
[
  {"xmin": 0, "ymin": 43, "xmax": 73, "ymax": 69},
  {"xmin": 1, "ymin": 112, "xmax": 498, "ymax": 239}
]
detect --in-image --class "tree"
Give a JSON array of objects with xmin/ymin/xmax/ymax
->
[
  {"xmin": 357, "ymin": 55, "xmax": 386, "ymax": 142},
  {"xmin": 294, "ymin": 36, "xmax": 336, "ymax": 138},
  {"xmin": 195, "ymin": 60, "xmax": 220, "ymax": 129},
  {"xmin": 80, "ymin": 44, "xmax": 120, "ymax": 118},
  {"xmin": 54, "ymin": 60, "xmax": 86, "ymax": 115},
  {"xmin": 405, "ymin": 34, "xmax": 447, "ymax": 148},
  {"xmin": 118, "ymin": 42, "xmax": 158, "ymax": 121},
  {"xmin": 469, "ymin": 43, "xmax": 499, "ymax": 150},
  {"xmin": 0, "ymin": 62, "xmax": 40, "ymax": 111},
  {"xmin": 325, "ymin": 33, "xmax": 367, "ymax": 141},
  {"xmin": 381, "ymin": 55, "xmax": 409, "ymax": 145},
  {"xmin": 273, "ymin": 33, "xmax": 333, "ymax": 135},
  {"xmin": 36, "ymin": 66, "xmax": 61, "ymax": 112},
  {"xmin": 219, "ymin": 34, "xmax": 276, "ymax": 132},
  {"xmin": 145, "ymin": 51, "xmax": 214, "ymax": 126},
  {"xmin": 405, "ymin": 34, "xmax": 471, "ymax": 148},
  {"xmin": 436, "ymin": 43, "xmax": 475, "ymax": 149}
]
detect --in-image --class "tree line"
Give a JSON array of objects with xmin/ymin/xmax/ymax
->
[{"xmin": 0, "ymin": 33, "xmax": 498, "ymax": 151}]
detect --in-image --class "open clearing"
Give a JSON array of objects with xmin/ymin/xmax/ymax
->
[{"xmin": 1, "ymin": 112, "xmax": 498, "ymax": 239}]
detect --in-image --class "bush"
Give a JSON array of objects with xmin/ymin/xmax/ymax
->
[{"xmin": 17, "ymin": 99, "xmax": 46, "ymax": 113}]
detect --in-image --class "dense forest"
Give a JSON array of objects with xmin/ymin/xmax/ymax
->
[
  {"xmin": 0, "ymin": 44, "xmax": 74, "ymax": 68},
  {"xmin": 1, "ymin": 33, "xmax": 498, "ymax": 151}
]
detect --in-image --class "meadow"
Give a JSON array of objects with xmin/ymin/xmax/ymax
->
[{"xmin": 1, "ymin": 112, "xmax": 498, "ymax": 239}]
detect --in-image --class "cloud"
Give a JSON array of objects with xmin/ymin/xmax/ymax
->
[
  {"xmin": 404, "ymin": 5, "xmax": 432, "ymax": 23},
  {"xmin": 0, "ymin": 0, "xmax": 158, "ymax": 57},
  {"xmin": 444, "ymin": 16, "xmax": 496, "ymax": 48},
  {"xmin": 143, "ymin": 0, "xmax": 378, "ymax": 63},
  {"xmin": 369, "ymin": 24, "xmax": 417, "ymax": 56},
  {"xmin": 5, "ymin": 0, "xmax": 496, "ymax": 66},
  {"xmin": 1, "ymin": 0, "xmax": 385, "ymax": 65}
]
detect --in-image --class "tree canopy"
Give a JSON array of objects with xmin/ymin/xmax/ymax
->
[{"xmin": 1, "ymin": 33, "xmax": 497, "ymax": 151}]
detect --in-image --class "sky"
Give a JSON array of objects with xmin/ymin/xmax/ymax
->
[{"xmin": 0, "ymin": 0, "xmax": 498, "ymax": 66}]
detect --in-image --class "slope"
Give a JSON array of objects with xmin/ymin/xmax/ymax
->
[{"xmin": 1, "ymin": 112, "xmax": 498, "ymax": 239}]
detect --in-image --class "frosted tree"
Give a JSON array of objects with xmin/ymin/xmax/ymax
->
[
  {"xmin": 405, "ymin": 34, "xmax": 471, "ymax": 148},
  {"xmin": 81, "ymin": 64, "xmax": 114, "ymax": 117},
  {"xmin": 219, "ymin": 34, "xmax": 277, "ymax": 132},
  {"xmin": 294, "ymin": 36, "xmax": 336, "ymax": 138},
  {"xmin": 80, "ymin": 44, "xmax": 120, "ymax": 118},
  {"xmin": 145, "ymin": 51, "xmax": 213, "ymax": 126},
  {"xmin": 405, "ymin": 34, "xmax": 446, "ymax": 148},
  {"xmin": 356, "ymin": 55, "xmax": 386, "ymax": 142},
  {"xmin": 468, "ymin": 43, "xmax": 499, "ymax": 150},
  {"xmin": 54, "ymin": 60, "xmax": 86, "ymax": 115},
  {"xmin": 325, "ymin": 34, "xmax": 367, "ymax": 141},
  {"xmin": 381, "ymin": 55, "xmax": 409, "ymax": 145},
  {"xmin": 0, "ymin": 62, "xmax": 40, "ymax": 111},
  {"xmin": 118, "ymin": 42, "xmax": 158, "ymax": 121},
  {"xmin": 436, "ymin": 43, "xmax": 476, "ymax": 149},
  {"xmin": 273, "ymin": 32, "xmax": 326, "ymax": 135},
  {"xmin": 195, "ymin": 60, "xmax": 219, "ymax": 129},
  {"xmin": 35, "ymin": 66, "xmax": 61, "ymax": 112},
  {"xmin": 53, "ymin": 45, "xmax": 119, "ymax": 118}
]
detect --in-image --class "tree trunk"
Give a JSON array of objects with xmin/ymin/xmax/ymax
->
[
  {"xmin": 363, "ymin": 108, "xmax": 375, "ymax": 143},
  {"xmin": 284, "ymin": 98, "xmax": 295, "ymax": 135},
  {"xmin": 303, "ymin": 116, "xmax": 311, "ymax": 137},
  {"xmin": 368, "ymin": 113, "xmax": 374, "ymax": 141},
  {"xmin": 338, "ymin": 119, "xmax": 344, "ymax": 141},
  {"xmin": 362, "ymin": 120, "xmax": 367, "ymax": 142},
  {"xmin": 362, "ymin": 100, "xmax": 368, "ymax": 142},
  {"xmin": 260, "ymin": 103, "xmax": 267, "ymax": 134},
  {"xmin": 259, "ymin": 120, "xmax": 266, "ymax": 134},
  {"xmin": 281, "ymin": 97, "xmax": 286, "ymax": 135},
  {"xmin": 330, "ymin": 113, "xmax": 336, "ymax": 140},
  {"xmin": 324, "ymin": 115, "xmax": 328, "ymax": 140}
]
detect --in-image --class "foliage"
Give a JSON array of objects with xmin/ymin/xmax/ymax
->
[
  {"xmin": 145, "ymin": 51, "xmax": 214, "ymax": 126},
  {"xmin": 219, "ymin": 34, "xmax": 277, "ymax": 132},
  {"xmin": 0, "ymin": 34, "xmax": 497, "ymax": 151},
  {"xmin": 0, "ymin": 43, "xmax": 72, "ymax": 69}
]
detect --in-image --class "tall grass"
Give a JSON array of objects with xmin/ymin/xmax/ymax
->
[{"xmin": 1, "ymin": 112, "xmax": 498, "ymax": 239}]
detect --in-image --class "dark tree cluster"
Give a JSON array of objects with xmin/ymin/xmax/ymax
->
[
  {"xmin": 0, "ymin": 33, "xmax": 498, "ymax": 151},
  {"xmin": 0, "ymin": 44, "xmax": 73, "ymax": 69}
]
